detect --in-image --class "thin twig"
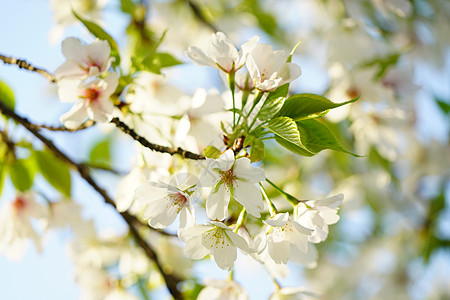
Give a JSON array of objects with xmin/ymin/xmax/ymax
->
[
  {"xmin": 30, "ymin": 120, "xmax": 95, "ymax": 132},
  {"xmin": 0, "ymin": 54, "xmax": 56, "ymax": 83},
  {"xmin": 0, "ymin": 52, "xmax": 205, "ymax": 160},
  {"xmin": 111, "ymin": 117, "xmax": 205, "ymax": 160},
  {"xmin": 0, "ymin": 100, "xmax": 183, "ymax": 299},
  {"xmin": 186, "ymin": 0, "xmax": 218, "ymax": 32}
]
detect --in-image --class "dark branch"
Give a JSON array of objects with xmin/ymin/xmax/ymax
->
[
  {"xmin": 0, "ymin": 100, "xmax": 183, "ymax": 299},
  {"xmin": 186, "ymin": 0, "xmax": 218, "ymax": 32},
  {"xmin": 0, "ymin": 54, "xmax": 56, "ymax": 83},
  {"xmin": 111, "ymin": 117, "xmax": 205, "ymax": 160},
  {"xmin": 0, "ymin": 53, "xmax": 204, "ymax": 160}
]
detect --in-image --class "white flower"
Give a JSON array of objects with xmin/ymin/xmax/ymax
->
[
  {"xmin": 269, "ymin": 287, "xmax": 319, "ymax": 300},
  {"xmin": 134, "ymin": 173, "xmax": 197, "ymax": 230},
  {"xmin": 246, "ymin": 44, "xmax": 301, "ymax": 91},
  {"xmin": 199, "ymin": 149, "xmax": 265, "ymax": 220},
  {"xmin": 186, "ymin": 32, "xmax": 258, "ymax": 73},
  {"xmin": 198, "ymin": 279, "xmax": 249, "ymax": 300},
  {"xmin": 296, "ymin": 194, "xmax": 343, "ymax": 243},
  {"xmin": 180, "ymin": 221, "xmax": 253, "ymax": 271},
  {"xmin": 174, "ymin": 88, "xmax": 226, "ymax": 150},
  {"xmin": 55, "ymin": 37, "xmax": 113, "ymax": 80},
  {"xmin": 59, "ymin": 73, "xmax": 118, "ymax": 129},
  {"xmin": 0, "ymin": 193, "xmax": 48, "ymax": 261},
  {"xmin": 263, "ymin": 213, "xmax": 311, "ymax": 264}
]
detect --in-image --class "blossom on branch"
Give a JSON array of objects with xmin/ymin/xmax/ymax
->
[
  {"xmin": 55, "ymin": 37, "xmax": 113, "ymax": 80},
  {"xmin": 180, "ymin": 221, "xmax": 253, "ymax": 271},
  {"xmin": 246, "ymin": 44, "xmax": 301, "ymax": 91},
  {"xmin": 296, "ymin": 194, "xmax": 344, "ymax": 243},
  {"xmin": 134, "ymin": 173, "xmax": 197, "ymax": 230},
  {"xmin": 199, "ymin": 149, "xmax": 265, "ymax": 220},
  {"xmin": 0, "ymin": 193, "xmax": 48, "ymax": 261},
  {"xmin": 59, "ymin": 72, "xmax": 118, "ymax": 129},
  {"xmin": 197, "ymin": 279, "xmax": 249, "ymax": 300},
  {"xmin": 263, "ymin": 212, "xmax": 311, "ymax": 265},
  {"xmin": 186, "ymin": 32, "xmax": 258, "ymax": 73}
]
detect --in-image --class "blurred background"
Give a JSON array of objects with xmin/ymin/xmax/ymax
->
[{"xmin": 0, "ymin": 0, "xmax": 449, "ymax": 299}]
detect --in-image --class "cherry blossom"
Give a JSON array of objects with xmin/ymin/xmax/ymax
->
[
  {"xmin": 246, "ymin": 43, "xmax": 301, "ymax": 91},
  {"xmin": 197, "ymin": 279, "xmax": 249, "ymax": 300},
  {"xmin": 180, "ymin": 221, "xmax": 253, "ymax": 271},
  {"xmin": 186, "ymin": 32, "xmax": 258, "ymax": 73},
  {"xmin": 263, "ymin": 212, "xmax": 311, "ymax": 265},
  {"xmin": 199, "ymin": 149, "xmax": 265, "ymax": 220},
  {"xmin": 134, "ymin": 173, "xmax": 197, "ymax": 230},
  {"xmin": 0, "ymin": 193, "xmax": 48, "ymax": 260},
  {"xmin": 59, "ymin": 72, "xmax": 118, "ymax": 129},
  {"xmin": 269, "ymin": 287, "xmax": 318, "ymax": 300},
  {"xmin": 55, "ymin": 37, "xmax": 113, "ymax": 80},
  {"xmin": 296, "ymin": 194, "xmax": 344, "ymax": 243}
]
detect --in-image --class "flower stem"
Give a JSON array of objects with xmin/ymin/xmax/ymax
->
[
  {"xmin": 234, "ymin": 208, "xmax": 247, "ymax": 233},
  {"xmin": 246, "ymin": 90, "xmax": 264, "ymax": 121},
  {"xmin": 228, "ymin": 70, "xmax": 236, "ymax": 130},
  {"xmin": 260, "ymin": 183, "xmax": 278, "ymax": 216},
  {"xmin": 265, "ymin": 178, "xmax": 299, "ymax": 206}
]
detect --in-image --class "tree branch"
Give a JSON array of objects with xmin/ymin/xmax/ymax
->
[
  {"xmin": 0, "ymin": 54, "xmax": 56, "ymax": 83},
  {"xmin": 111, "ymin": 117, "xmax": 205, "ymax": 160},
  {"xmin": 29, "ymin": 120, "xmax": 95, "ymax": 132},
  {"xmin": 186, "ymin": 0, "xmax": 218, "ymax": 32},
  {"xmin": 0, "ymin": 100, "xmax": 183, "ymax": 299},
  {"xmin": 0, "ymin": 53, "xmax": 205, "ymax": 161}
]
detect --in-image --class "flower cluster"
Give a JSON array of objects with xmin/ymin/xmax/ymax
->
[{"xmin": 55, "ymin": 37, "xmax": 118, "ymax": 129}]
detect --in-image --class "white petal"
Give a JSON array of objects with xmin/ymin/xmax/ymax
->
[
  {"xmin": 278, "ymin": 63, "xmax": 301, "ymax": 84},
  {"xmin": 147, "ymin": 202, "xmax": 179, "ymax": 229},
  {"xmin": 179, "ymin": 224, "xmax": 212, "ymax": 239},
  {"xmin": 290, "ymin": 243, "xmax": 318, "ymax": 268},
  {"xmin": 233, "ymin": 157, "xmax": 265, "ymax": 182},
  {"xmin": 54, "ymin": 60, "xmax": 86, "ymax": 79},
  {"xmin": 268, "ymin": 239, "xmax": 290, "ymax": 264},
  {"xmin": 233, "ymin": 181, "xmax": 263, "ymax": 218},
  {"xmin": 216, "ymin": 149, "xmax": 235, "ymax": 171},
  {"xmin": 57, "ymin": 79, "xmax": 81, "ymax": 103},
  {"xmin": 179, "ymin": 205, "xmax": 196, "ymax": 230},
  {"xmin": 60, "ymin": 101, "xmax": 88, "ymax": 129},
  {"xmin": 313, "ymin": 193, "xmax": 344, "ymax": 209},
  {"xmin": 206, "ymin": 184, "xmax": 230, "ymax": 221},
  {"xmin": 86, "ymin": 39, "xmax": 111, "ymax": 72},
  {"xmin": 186, "ymin": 47, "xmax": 216, "ymax": 68},
  {"xmin": 61, "ymin": 37, "xmax": 87, "ymax": 62},
  {"xmin": 184, "ymin": 235, "xmax": 209, "ymax": 260},
  {"xmin": 226, "ymin": 231, "xmax": 253, "ymax": 254},
  {"xmin": 103, "ymin": 72, "xmax": 119, "ymax": 96},
  {"xmin": 142, "ymin": 197, "xmax": 171, "ymax": 220},
  {"xmin": 264, "ymin": 212, "xmax": 289, "ymax": 227},
  {"xmin": 135, "ymin": 182, "xmax": 169, "ymax": 203}
]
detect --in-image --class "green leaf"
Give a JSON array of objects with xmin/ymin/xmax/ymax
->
[
  {"xmin": 34, "ymin": 150, "xmax": 71, "ymax": 197},
  {"xmin": 203, "ymin": 146, "xmax": 221, "ymax": 159},
  {"xmin": 287, "ymin": 40, "xmax": 302, "ymax": 63},
  {"xmin": 249, "ymin": 137, "xmax": 265, "ymax": 162},
  {"xmin": 0, "ymin": 162, "xmax": 6, "ymax": 197},
  {"xmin": 0, "ymin": 79, "xmax": 15, "ymax": 110},
  {"xmin": 89, "ymin": 137, "xmax": 111, "ymax": 165},
  {"xmin": 296, "ymin": 119, "xmax": 359, "ymax": 156},
  {"xmin": 9, "ymin": 159, "xmax": 33, "ymax": 192},
  {"xmin": 264, "ymin": 117, "xmax": 309, "ymax": 151},
  {"xmin": 155, "ymin": 53, "xmax": 182, "ymax": 68},
  {"xmin": 435, "ymin": 97, "xmax": 450, "ymax": 115},
  {"xmin": 120, "ymin": 0, "xmax": 137, "ymax": 15},
  {"xmin": 258, "ymin": 96, "xmax": 285, "ymax": 121},
  {"xmin": 277, "ymin": 93, "xmax": 358, "ymax": 121},
  {"xmin": 73, "ymin": 10, "xmax": 120, "ymax": 66}
]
